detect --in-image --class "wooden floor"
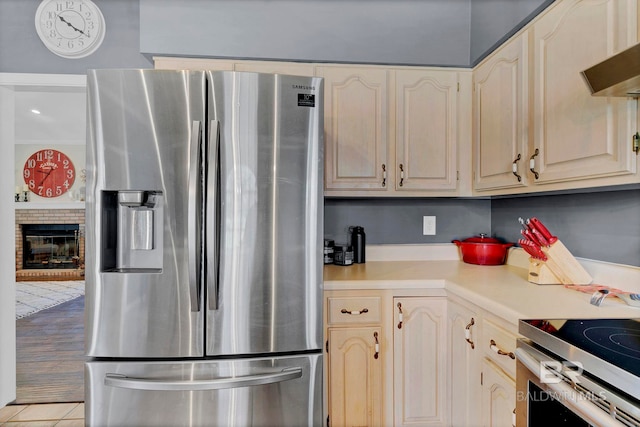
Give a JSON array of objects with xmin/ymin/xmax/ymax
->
[{"xmin": 15, "ymin": 296, "xmax": 85, "ymax": 404}]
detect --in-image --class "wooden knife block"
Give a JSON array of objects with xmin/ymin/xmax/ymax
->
[{"xmin": 527, "ymin": 240, "xmax": 593, "ymax": 285}]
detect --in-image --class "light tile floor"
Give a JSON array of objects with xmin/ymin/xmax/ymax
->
[{"xmin": 0, "ymin": 403, "xmax": 83, "ymax": 426}]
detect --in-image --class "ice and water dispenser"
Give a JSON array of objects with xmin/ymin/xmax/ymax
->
[{"xmin": 101, "ymin": 190, "xmax": 163, "ymax": 272}]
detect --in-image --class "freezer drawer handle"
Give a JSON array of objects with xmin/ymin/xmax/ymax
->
[{"xmin": 104, "ymin": 367, "xmax": 303, "ymax": 391}]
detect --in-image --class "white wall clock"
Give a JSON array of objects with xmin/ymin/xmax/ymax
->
[{"xmin": 35, "ymin": 0, "xmax": 106, "ymax": 59}]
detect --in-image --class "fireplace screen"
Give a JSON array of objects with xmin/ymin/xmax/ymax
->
[{"xmin": 22, "ymin": 224, "xmax": 80, "ymax": 269}]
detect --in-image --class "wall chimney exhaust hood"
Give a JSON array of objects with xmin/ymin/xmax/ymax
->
[{"xmin": 582, "ymin": 43, "xmax": 640, "ymax": 97}]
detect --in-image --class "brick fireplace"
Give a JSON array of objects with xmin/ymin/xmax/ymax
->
[{"xmin": 15, "ymin": 209, "xmax": 85, "ymax": 281}]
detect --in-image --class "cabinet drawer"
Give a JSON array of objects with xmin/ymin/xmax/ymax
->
[
  {"xmin": 481, "ymin": 319, "xmax": 518, "ymax": 378},
  {"xmin": 327, "ymin": 296, "xmax": 382, "ymax": 325}
]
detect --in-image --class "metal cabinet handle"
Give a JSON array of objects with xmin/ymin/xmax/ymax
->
[
  {"xmin": 529, "ymin": 148, "xmax": 540, "ymax": 180},
  {"xmin": 373, "ymin": 331, "xmax": 379, "ymax": 359},
  {"xmin": 397, "ymin": 302, "xmax": 403, "ymax": 329},
  {"xmin": 381, "ymin": 164, "xmax": 387, "ymax": 187},
  {"xmin": 105, "ymin": 368, "xmax": 302, "ymax": 391},
  {"xmin": 399, "ymin": 164, "xmax": 405, "ymax": 187},
  {"xmin": 490, "ymin": 339, "xmax": 515, "ymax": 359},
  {"xmin": 512, "ymin": 154, "xmax": 522, "ymax": 182},
  {"xmin": 340, "ymin": 308, "xmax": 369, "ymax": 315},
  {"xmin": 464, "ymin": 318, "xmax": 475, "ymax": 349}
]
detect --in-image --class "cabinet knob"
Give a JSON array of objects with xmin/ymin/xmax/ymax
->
[
  {"xmin": 490, "ymin": 339, "xmax": 515, "ymax": 359},
  {"xmin": 373, "ymin": 331, "xmax": 379, "ymax": 359},
  {"xmin": 340, "ymin": 308, "xmax": 369, "ymax": 315},
  {"xmin": 381, "ymin": 164, "xmax": 387, "ymax": 187},
  {"xmin": 399, "ymin": 164, "xmax": 405, "ymax": 187},
  {"xmin": 397, "ymin": 302, "xmax": 403, "ymax": 329},
  {"xmin": 529, "ymin": 149, "xmax": 540, "ymax": 180},
  {"xmin": 512, "ymin": 154, "xmax": 522, "ymax": 182},
  {"xmin": 464, "ymin": 317, "xmax": 475, "ymax": 349}
]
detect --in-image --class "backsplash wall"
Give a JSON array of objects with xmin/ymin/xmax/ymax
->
[
  {"xmin": 491, "ymin": 188, "xmax": 640, "ymax": 267},
  {"xmin": 325, "ymin": 188, "xmax": 640, "ymax": 267},
  {"xmin": 324, "ymin": 198, "xmax": 492, "ymax": 246}
]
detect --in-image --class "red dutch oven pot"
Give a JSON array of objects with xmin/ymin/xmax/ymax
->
[{"xmin": 452, "ymin": 234, "xmax": 514, "ymax": 265}]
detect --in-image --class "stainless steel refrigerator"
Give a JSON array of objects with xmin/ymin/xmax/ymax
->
[{"xmin": 84, "ymin": 69, "xmax": 323, "ymax": 427}]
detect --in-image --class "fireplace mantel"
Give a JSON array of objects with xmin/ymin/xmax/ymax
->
[{"xmin": 15, "ymin": 202, "xmax": 85, "ymax": 210}]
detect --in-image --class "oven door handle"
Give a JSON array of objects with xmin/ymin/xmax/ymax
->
[{"xmin": 515, "ymin": 348, "xmax": 627, "ymax": 427}]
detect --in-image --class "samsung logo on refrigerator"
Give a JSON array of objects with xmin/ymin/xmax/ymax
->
[{"xmin": 292, "ymin": 84, "xmax": 316, "ymax": 91}]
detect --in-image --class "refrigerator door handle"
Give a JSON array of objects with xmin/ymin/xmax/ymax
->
[
  {"xmin": 188, "ymin": 120, "xmax": 203, "ymax": 312},
  {"xmin": 206, "ymin": 119, "xmax": 221, "ymax": 310},
  {"xmin": 104, "ymin": 367, "xmax": 302, "ymax": 391}
]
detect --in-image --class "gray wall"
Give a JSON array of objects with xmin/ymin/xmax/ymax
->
[
  {"xmin": 325, "ymin": 198, "xmax": 492, "ymax": 245},
  {"xmin": 0, "ymin": 0, "xmax": 151, "ymax": 74},
  {"xmin": 469, "ymin": 0, "xmax": 553, "ymax": 65},
  {"xmin": 491, "ymin": 189, "xmax": 640, "ymax": 267},
  {"xmin": 4, "ymin": 0, "xmax": 637, "ymax": 268}
]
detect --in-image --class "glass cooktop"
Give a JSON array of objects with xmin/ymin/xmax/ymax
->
[{"xmin": 519, "ymin": 318, "xmax": 640, "ymax": 399}]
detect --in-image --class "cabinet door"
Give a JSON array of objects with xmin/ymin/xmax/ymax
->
[
  {"xmin": 327, "ymin": 327, "xmax": 383, "ymax": 427},
  {"xmin": 473, "ymin": 32, "xmax": 529, "ymax": 191},
  {"xmin": 448, "ymin": 300, "xmax": 481, "ymax": 427},
  {"xmin": 481, "ymin": 359, "xmax": 516, "ymax": 427},
  {"xmin": 393, "ymin": 298, "xmax": 448, "ymax": 426},
  {"xmin": 395, "ymin": 70, "xmax": 458, "ymax": 191},
  {"xmin": 531, "ymin": 0, "xmax": 638, "ymax": 184},
  {"xmin": 318, "ymin": 67, "xmax": 389, "ymax": 191}
]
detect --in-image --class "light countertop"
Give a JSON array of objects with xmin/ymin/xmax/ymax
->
[{"xmin": 324, "ymin": 245, "xmax": 640, "ymax": 325}]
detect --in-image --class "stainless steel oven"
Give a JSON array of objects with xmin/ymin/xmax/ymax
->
[{"xmin": 515, "ymin": 319, "xmax": 640, "ymax": 427}]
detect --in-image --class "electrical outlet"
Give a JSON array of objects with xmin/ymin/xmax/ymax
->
[{"xmin": 423, "ymin": 216, "xmax": 436, "ymax": 235}]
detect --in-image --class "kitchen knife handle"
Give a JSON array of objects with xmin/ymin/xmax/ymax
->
[
  {"xmin": 529, "ymin": 217, "xmax": 558, "ymax": 244},
  {"xmin": 188, "ymin": 120, "xmax": 202, "ymax": 312},
  {"xmin": 206, "ymin": 120, "xmax": 221, "ymax": 310},
  {"xmin": 104, "ymin": 367, "xmax": 302, "ymax": 391}
]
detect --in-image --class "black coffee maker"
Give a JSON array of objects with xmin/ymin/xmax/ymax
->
[{"xmin": 348, "ymin": 226, "xmax": 366, "ymax": 263}]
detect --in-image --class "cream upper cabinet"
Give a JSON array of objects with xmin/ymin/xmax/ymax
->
[
  {"xmin": 393, "ymin": 297, "xmax": 448, "ymax": 426},
  {"xmin": 233, "ymin": 61, "xmax": 315, "ymax": 76},
  {"xmin": 153, "ymin": 57, "xmax": 235, "ymax": 71},
  {"xmin": 473, "ymin": 32, "xmax": 530, "ymax": 191},
  {"xmin": 530, "ymin": 0, "xmax": 638, "ymax": 184},
  {"xmin": 448, "ymin": 298, "xmax": 481, "ymax": 427},
  {"xmin": 395, "ymin": 70, "xmax": 458, "ymax": 191},
  {"xmin": 318, "ymin": 66, "xmax": 390, "ymax": 192}
]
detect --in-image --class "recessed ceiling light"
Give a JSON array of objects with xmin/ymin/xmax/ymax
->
[{"xmin": 31, "ymin": 109, "xmax": 41, "ymax": 115}]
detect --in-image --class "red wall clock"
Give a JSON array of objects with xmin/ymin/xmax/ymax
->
[{"xmin": 23, "ymin": 149, "xmax": 76, "ymax": 198}]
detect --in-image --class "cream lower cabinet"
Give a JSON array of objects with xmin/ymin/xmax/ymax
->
[
  {"xmin": 481, "ymin": 359, "xmax": 516, "ymax": 427},
  {"xmin": 393, "ymin": 297, "xmax": 448, "ymax": 426},
  {"xmin": 325, "ymin": 290, "xmax": 447, "ymax": 427},
  {"xmin": 448, "ymin": 296, "xmax": 520, "ymax": 427},
  {"xmin": 447, "ymin": 298, "xmax": 482, "ymax": 426},
  {"xmin": 327, "ymin": 326, "xmax": 384, "ymax": 427}
]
